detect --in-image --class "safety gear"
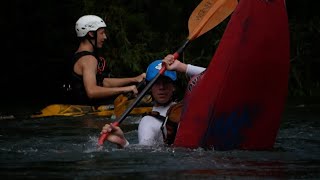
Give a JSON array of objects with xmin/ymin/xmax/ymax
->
[
  {"xmin": 163, "ymin": 102, "xmax": 183, "ymax": 145},
  {"xmin": 146, "ymin": 60, "xmax": 177, "ymax": 82},
  {"xmin": 145, "ymin": 101, "xmax": 183, "ymax": 145},
  {"xmin": 75, "ymin": 15, "xmax": 107, "ymax": 37}
]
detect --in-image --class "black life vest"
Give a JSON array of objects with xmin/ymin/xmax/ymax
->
[
  {"xmin": 72, "ymin": 51, "xmax": 110, "ymax": 85},
  {"xmin": 67, "ymin": 51, "xmax": 112, "ymax": 105}
]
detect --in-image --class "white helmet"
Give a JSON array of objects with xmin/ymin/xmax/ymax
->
[{"xmin": 75, "ymin": 15, "xmax": 107, "ymax": 37}]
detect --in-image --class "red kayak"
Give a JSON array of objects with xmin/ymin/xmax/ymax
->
[{"xmin": 174, "ymin": 0, "xmax": 290, "ymax": 150}]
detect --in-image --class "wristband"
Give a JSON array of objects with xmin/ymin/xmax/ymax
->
[{"xmin": 122, "ymin": 139, "xmax": 130, "ymax": 148}]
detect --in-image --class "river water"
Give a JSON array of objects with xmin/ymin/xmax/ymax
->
[{"xmin": 0, "ymin": 103, "xmax": 319, "ymax": 179}]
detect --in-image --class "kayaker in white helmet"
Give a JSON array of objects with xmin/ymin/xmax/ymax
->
[{"xmin": 68, "ymin": 15, "xmax": 145, "ymax": 105}]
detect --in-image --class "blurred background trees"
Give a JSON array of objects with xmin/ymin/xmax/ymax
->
[{"xmin": 4, "ymin": 0, "xmax": 319, "ymax": 106}]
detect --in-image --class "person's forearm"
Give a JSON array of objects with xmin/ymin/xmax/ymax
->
[
  {"xmin": 86, "ymin": 86, "xmax": 132, "ymax": 99},
  {"xmin": 175, "ymin": 61, "xmax": 188, "ymax": 73},
  {"xmin": 186, "ymin": 64, "xmax": 206, "ymax": 77},
  {"xmin": 103, "ymin": 77, "xmax": 137, "ymax": 87}
]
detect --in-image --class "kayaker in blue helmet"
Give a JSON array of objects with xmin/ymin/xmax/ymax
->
[
  {"xmin": 102, "ymin": 60, "xmax": 180, "ymax": 147},
  {"xmin": 68, "ymin": 15, "xmax": 146, "ymax": 106},
  {"xmin": 101, "ymin": 55, "xmax": 206, "ymax": 148}
]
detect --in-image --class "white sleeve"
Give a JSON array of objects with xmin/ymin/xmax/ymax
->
[
  {"xmin": 138, "ymin": 116, "xmax": 163, "ymax": 146},
  {"xmin": 186, "ymin": 64, "xmax": 206, "ymax": 77}
]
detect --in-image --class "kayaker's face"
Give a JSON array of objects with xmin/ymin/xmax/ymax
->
[
  {"xmin": 96, "ymin": 28, "xmax": 107, "ymax": 48},
  {"xmin": 151, "ymin": 76, "xmax": 175, "ymax": 105}
]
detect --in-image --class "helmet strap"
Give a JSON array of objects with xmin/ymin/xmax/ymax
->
[
  {"xmin": 94, "ymin": 31, "xmax": 98, "ymax": 49},
  {"xmin": 86, "ymin": 31, "xmax": 98, "ymax": 55}
]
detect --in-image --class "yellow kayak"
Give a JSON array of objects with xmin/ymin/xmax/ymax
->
[{"xmin": 31, "ymin": 95, "xmax": 153, "ymax": 118}]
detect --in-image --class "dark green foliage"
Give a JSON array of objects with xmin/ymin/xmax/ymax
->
[
  {"xmin": 75, "ymin": 0, "xmax": 320, "ymax": 97},
  {"xmin": 287, "ymin": 1, "xmax": 320, "ymax": 96},
  {"xmin": 12, "ymin": 0, "xmax": 320, "ymax": 101}
]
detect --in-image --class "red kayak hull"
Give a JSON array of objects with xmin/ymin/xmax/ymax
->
[{"xmin": 174, "ymin": 0, "xmax": 290, "ymax": 150}]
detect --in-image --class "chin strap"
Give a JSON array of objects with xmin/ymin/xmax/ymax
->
[{"xmin": 86, "ymin": 31, "xmax": 98, "ymax": 55}]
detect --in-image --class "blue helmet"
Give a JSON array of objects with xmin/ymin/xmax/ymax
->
[{"xmin": 146, "ymin": 60, "xmax": 177, "ymax": 82}]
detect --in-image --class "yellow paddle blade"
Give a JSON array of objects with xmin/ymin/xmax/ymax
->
[
  {"xmin": 188, "ymin": 0, "xmax": 238, "ymax": 40},
  {"xmin": 114, "ymin": 94, "xmax": 128, "ymax": 108}
]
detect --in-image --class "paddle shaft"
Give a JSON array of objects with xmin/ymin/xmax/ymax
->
[{"xmin": 97, "ymin": 73, "xmax": 157, "ymax": 145}]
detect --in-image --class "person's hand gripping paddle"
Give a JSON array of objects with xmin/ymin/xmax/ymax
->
[
  {"xmin": 98, "ymin": 0, "xmax": 238, "ymax": 146},
  {"xmin": 112, "ymin": 79, "xmax": 149, "ymax": 118}
]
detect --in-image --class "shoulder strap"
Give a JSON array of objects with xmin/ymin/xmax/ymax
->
[
  {"xmin": 145, "ymin": 111, "xmax": 166, "ymax": 122},
  {"xmin": 73, "ymin": 51, "xmax": 96, "ymax": 64}
]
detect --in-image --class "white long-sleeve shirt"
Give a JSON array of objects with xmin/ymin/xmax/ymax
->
[
  {"xmin": 186, "ymin": 64, "xmax": 206, "ymax": 77},
  {"xmin": 137, "ymin": 102, "xmax": 175, "ymax": 146}
]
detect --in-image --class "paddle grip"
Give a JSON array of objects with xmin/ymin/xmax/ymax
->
[
  {"xmin": 173, "ymin": 52, "xmax": 179, "ymax": 59},
  {"xmin": 98, "ymin": 121, "xmax": 120, "ymax": 145}
]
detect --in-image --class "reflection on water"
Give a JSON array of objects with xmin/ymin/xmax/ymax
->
[{"xmin": 0, "ymin": 104, "xmax": 319, "ymax": 179}]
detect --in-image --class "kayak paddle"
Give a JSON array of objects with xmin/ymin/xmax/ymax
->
[{"xmin": 98, "ymin": 0, "xmax": 238, "ymax": 146}]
